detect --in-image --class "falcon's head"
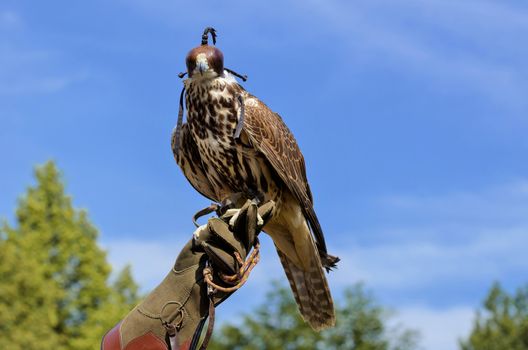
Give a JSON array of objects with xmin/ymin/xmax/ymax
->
[
  {"xmin": 186, "ymin": 45, "xmax": 224, "ymax": 80},
  {"xmin": 183, "ymin": 28, "xmax": 247, "ymax": 82}
]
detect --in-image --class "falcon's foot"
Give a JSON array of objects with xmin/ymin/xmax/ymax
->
[
  {"xmin": 225, "ymin": 207, "xmax": 264, "ymax": 228},
  {"xmin": 221, "ymin": 194, "xmax": 263, "ymax": 228},
  {"xmin": 218, "ymin": 193, "xmax": 246, "ymax": 216}
]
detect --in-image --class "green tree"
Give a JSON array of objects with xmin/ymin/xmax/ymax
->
[
  {"xmin": 460, "ymin": 282, "xmax": 528, "ymax": 350},
  {"xmin": 210, "ymin": 282, "xmax": 419, "ymax": 350},
  {"xmin": 0, "ymin": 161, "xmax": 140, "ymax": 350}
]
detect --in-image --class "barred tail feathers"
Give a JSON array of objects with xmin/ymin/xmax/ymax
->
[{"xmin": 275, "ymin": 248, "xmax": 336, "ymax": 331}]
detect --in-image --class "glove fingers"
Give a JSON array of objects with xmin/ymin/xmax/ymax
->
[
  {"xmin": 242, "ymin": 203, "xmax": 257, "ymax": 250},
  {"xmin": 202, "ymin": 242, "xmax": 237, "ymax": 275},
  {"xmin": 207, "ymin": 218, "xmax": 246, "ymax": 256},
  {"xmin": 230, "ymin": 200, "xmax": 257, "ymax": 251},
  {"xmin": 199, "ymin": 200, "xmax": 276, "ymax": 279}
]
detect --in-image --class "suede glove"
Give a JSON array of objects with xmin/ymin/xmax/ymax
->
[{"xmin": 101, "ymin": 200, "xmax": 274, "ymax": 350}]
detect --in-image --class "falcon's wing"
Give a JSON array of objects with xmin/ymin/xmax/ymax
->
[
  {"xmin": 172, "ymin": 123, "xmax": 218, "ymax": 202},
  {"xmin": 240, "ymin": 93, "xmax": 328, "ymax": 255}
]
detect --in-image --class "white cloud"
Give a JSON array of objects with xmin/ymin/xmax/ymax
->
[
  {"xmin": 394, "ymin": 305, "xmax": 474, "ymax": 350},
  {"xmin": 329, "ymin": 227, "xmax": 528, "ymax": 290},
  {"xmin": 327, "ymin": 180, "xmax": 528, "ymax": 348},
  {"xmin": 326, "ymin": 180, "xmax": 528, "ymax": 290},
  {"xmin": 306, "ymin": 0, "xmax": 528, "ymax": 107},
  {"xmin": 102, "ymin": 236, "xmax": 188, "ymax": 291},
  {"xmin": 379, "ymin": 180, "xmax": 528, "ymax": 227}
]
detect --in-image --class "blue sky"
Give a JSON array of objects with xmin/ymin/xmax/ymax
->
[{"xmin": 1, "ymin": 1, "xmax": 528, "ymax": 349}]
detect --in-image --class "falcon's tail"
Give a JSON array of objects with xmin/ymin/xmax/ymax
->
[{"xmin": 275, "ymin": 247, "xmax": 336, "ymax": 331}]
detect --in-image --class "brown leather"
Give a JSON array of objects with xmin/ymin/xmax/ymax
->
[
  {"xmin": 102, "ymin": 322, "xmax": 168, "ymax": 350},
  {"xmin": 102, "ymin": 322, "xmax": 121, "ymax": 350},
  {"xmin": 125, "ymin": 332, "xmax": 168, "ymax": 350}
]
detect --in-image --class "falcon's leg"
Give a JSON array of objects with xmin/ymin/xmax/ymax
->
[{"xmin": 217, "ymin": 192, "xmax": 245, "ymax": 216}]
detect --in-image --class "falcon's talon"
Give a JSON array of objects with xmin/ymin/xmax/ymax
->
[
  {"xmin": 256, "ymin": 213, "xmax": 264, "ymax": 227},
  {"xmin": 225, "ymin": 208, "xmax": 263, "ymax": 228},
  {"xmin": 223, "ymin": 208, "xmax": 240, "ymax": 218},
  {"xmin": 226, "ymin": 208, "xmax": 242, "ymax": 228}
]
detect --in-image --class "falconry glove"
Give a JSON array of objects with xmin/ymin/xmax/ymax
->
[{"xmin": 101, "ymin": 200, "xmax": 275, "ymax": 350}]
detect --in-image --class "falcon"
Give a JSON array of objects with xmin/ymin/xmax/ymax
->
[{"xmin": 172, "ymin": 28, "xmax": 338, "ymax": 330}]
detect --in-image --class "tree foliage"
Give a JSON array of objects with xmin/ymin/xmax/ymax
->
[
  {"xmin": 460, "ymin": 282, "xmax": 528, "ymax": 350},
  {"xmin": 210, "ymin": 282, "xmax": 419, "ymax": 350},
  {"xmin": 0, "ymin": 161, "xmax": 140, "ymax": 350}
]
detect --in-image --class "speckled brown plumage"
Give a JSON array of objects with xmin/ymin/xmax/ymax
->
[{"xmin": 172, "ymin": 43, "xmax": 337, "ymax": 330}]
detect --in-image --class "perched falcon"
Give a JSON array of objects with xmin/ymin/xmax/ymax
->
[{"xmin": 172, "ymin": 28, "xmax": 338, "ymax": 330}]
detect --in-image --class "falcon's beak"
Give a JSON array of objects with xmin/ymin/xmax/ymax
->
[{"xmin": 197, "ymin": 61, "xmax": 207, "ymax": 75}]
